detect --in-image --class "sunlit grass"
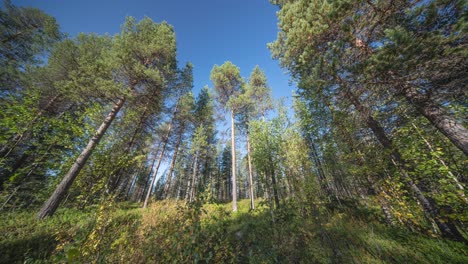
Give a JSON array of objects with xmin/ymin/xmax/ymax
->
[{"xmin": 0, "ymin": 199, "xmax": 466, "ymax": 263}]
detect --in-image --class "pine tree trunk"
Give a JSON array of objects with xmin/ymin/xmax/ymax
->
[
  {"xmin": 402, "ymin": 85, "xmax": 468, "ymax": 155},
  {"xmin": 305, "ymin": 134, "xmax": 332, "ymax": 197},
  {"xmin": 142, "ymin": 146, "xmax": 165, "ymax": 208},
  {"xmin": 140, "ymin": 143, "xmax": 162, "ymax": 202},
  {"xmin": 143, "ymin": 100, "xmax": 179, "ymax": 208},
  {"xmin": 125, "ymin": 168, "xmax": 140, "ymax": 199},
  {"xmin": 37, "ymin": 97, "xmax": 125, "ymax": 219},
  {"xmin": 346, "ymin": 89, "xmax": 465, "ymax": 241},
  {"xmin": 246, "ymin": 131, "xmax": 255, "ymax": 210},
  {"xmin": 356, "ymin": 38, "xmax": 467, "ymax": 155},
  {"xmin": 163, "ymin": 126, "xmax": 183, "ymax": 199},
  {"xmin": 230, "ymin": 110, "xmax": 237, "ymax": 211},
  {"xmin": 189, "ymin": 153, "xmax": 199, "ymax": 203},
  {"xmin": 143, "ymin": 123, "xmax": 173, "ymax": 208}
]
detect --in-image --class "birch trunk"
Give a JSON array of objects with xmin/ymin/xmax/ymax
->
[
  {"xmin": 246, "ymin": 131, "xmax": 255, "ymax": 210},
  {"xmin": 402, "ymin": 85, "xmax": 468, "ymax": 155},
  {"xmin": 346, "ymin": 89, "xmax": 464, "ymax": 241},
  {"xmin": 230, "ymin": 110, "xmax": 237, "ymax": 211}
]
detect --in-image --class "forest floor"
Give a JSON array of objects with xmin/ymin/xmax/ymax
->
[{"xmin": 1, "ymin": 199, "xmax": 467, "ymax": 263}]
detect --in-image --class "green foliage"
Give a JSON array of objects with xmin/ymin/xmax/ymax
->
[
  {"xmin": 1, "ymin": 1, "xmax": 467, "ymax": 263},
  {"xmin": 210, "ymin": 61, "xmax": 243, "ymax": 111},
  {"xmin": 1, "ymin": 200, "xmax": 466, "ymax": 263},
  {"xmin": 0, "ymin": 0, "xmax": 61, "ymax": 93}
]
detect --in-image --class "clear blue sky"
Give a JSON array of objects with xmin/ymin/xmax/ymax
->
[{"xmin": 12, "ymin": 0, "xmax": 295, "ymax": 104}]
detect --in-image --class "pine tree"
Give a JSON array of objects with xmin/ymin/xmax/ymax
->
[
  {"xmin": 210, "ymin": 61, "xmax": 243, "ymax": 211},
  {"xmin": 37, "ymin": 17, "xmax": 177, "ymax": 218}
]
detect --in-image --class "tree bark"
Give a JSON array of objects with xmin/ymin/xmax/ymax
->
[
  {"xmin": 230, "ymin": 110, "xmax": 238, "ymax": 211},
  {"xmin": 269, "ymin": 155, "xmax": 281, "ymax": 209},
  {"xmin": 185, "ymin": 158, "xmax": 196, "ymax": 201},
  {"xmin": 163, "ymin": 125, "xmax": 183, "ymax": 199},
  {"xmin": 189, "ymin": 153, "xmax": 199, "ymax": 203},
  {"xmin": 246, "ymin": 131, "xmax": 255, "ymax": 210},
  {"xmin": 346, "ymin": 89, "xmax": 465, "ymax": 241},
  {"xmin": 37, "ymin": 97, "xmax": 125, "ymax": 219},
  {"xmin": 143, "ymin": 123, "xmax": 173, "ymax": 208},
  {"xmin": 305, "ymin": 133, "xmax": 332, "ymax": 197},
  {"xmin": 140, "ymin": 142, "xmax": 161, "ymax": 202},
  {"xmin": 410, "ymin": 122, "xmax": 466, "ymax": 193},
  {"xmin": 142, "ymin": 100, "xmax": 179, "ymax": 208},
  {"xmin": 402, "ymin": 85, "xmax": 468, "ymax": 155}
]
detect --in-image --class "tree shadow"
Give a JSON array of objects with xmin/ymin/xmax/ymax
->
[{"xmin": 0, "ymin": 232, "xmax": 56, "ymax": 264}]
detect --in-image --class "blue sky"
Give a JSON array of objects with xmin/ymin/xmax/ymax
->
[{"xmin": 12, "ymin": 0, "xmax": 296, "ymax": 105}]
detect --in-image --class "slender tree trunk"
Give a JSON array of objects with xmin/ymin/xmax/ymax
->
[
  {"xmin": 269, "ymin": 155, "xmax": 281, "ymax": 209},
  {"xmin": 230, "ymin": 110, "xmax": 237, "ymax": 211},
  {"xmin": 366, "ymin": 175, "xmax": 395, "ymax": 226},
  {"xmin": 0, "ymin": 185, "xmax": 19, "ymax": 211},
  {"xmin": 37, "ymin": 97, "xmax": 125, "ymax": 219},
  {"xmin": 143, "ymin": 125, "xmax": 173, "ymax": 208},
  {"xmin": 305, "ymin": 134, "xmax": 332, "ymax": 197},
  {"xmin": 140, "ymin": 143, "xmax": 161, "ymax": 202},
  {"xmin": 185, "ymin": 158, "xmax": 196, "ymax": 201},
  {"xmin": 410, "ymin": 122, "xmax": 466, "ymax": 192},
  {"xmin": 143, "ymin": 100, "xmax": 179, "ymax": 208},
  {"xmin": 401, "ymin": 85, "xmax": 468, "ymax": 155},
  {"xmin": 177, "ymin": 175, "xmax": 183, "ymax": 200},
  {"xmin": 0, "ymin": 94, "xmax": 60, "ymax": 159},
  {"xmin": 124, "ymin": 161, "xmax": 144, "ymax": 199},
  {"xmin": 163, "ymin": 126, "xmax": 183, "ymax": 199},
  {"xmin": 246, "ymin": 131, "xmax": 255, "ymax": 210},
  {"xmin": 346, "ymin": 89, "xmax": 464, "ymax": 241},
  {"xmin": 189, "ymin": 153, "xmax": 199, "ymax": 203},
  {"xmin": 262, "ymin": 117, "xmax": 280, "ymax": 208},
  {"xmin": 142, "ymin": 149, "xmax": 164, "ymax": 208}
]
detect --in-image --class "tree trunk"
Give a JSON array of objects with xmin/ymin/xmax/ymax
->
[
  {"xmin": 269, "ymin": 155, "xmax": 280, "ymax": 209},
  {"xmin": 143, "ymin": 125, "xmax": 172, "ymax": 208},
  {"xmin": 262, "ymin": 118, "xmax": 280, "ymax": 209},
  {"xmin": 37, "ymin": 97, "xmax": 125, "ymax": 219},
  {"xmin": 346, "ymin": 89, "xmax": 465, "ymax": 241},
  {"xmin": 230, "ymin": 110, "xmax": 237, "ymax": 211},
  {"xmin": 305, "ymin": 133, "xmax": 332, "ymax": 197},
  {"xmin": 163, "ymin": 125, "xmax": 183, "ymax": 199},
  {"xmin": 140, "ymin": 143, "xmax": 161, "ymax": 202},
  {"xmin": 142, "ymin": 100, "xmax": 179, "ymax": 208},
  {"xmin": 0, "ymin": 94, "xmax": 60, "ymax": 159},
  {"xmin": 402, "ymin": 85, "xmax": 468, "ymax": 155},
  {"xmin": 142, "ymin": 148, "xmax": 164, "ymax": 208},
  {"xmin": 355, "ymin": 38, "xmax": 467, "ymax": 155},
  {"xmin": 185, "ymin": 158, "xmax": 196, "ymax": 201},
  {"xmin": 246, "ymin": 131, "xmax": 255, "ymax": 210},
  {"xmin": 410, "ymin": 122, "xmax": 466, "ymax": 192},
  {"xmin": 189, "ymin": 153, "xmax": 199, "ymax": 203}
]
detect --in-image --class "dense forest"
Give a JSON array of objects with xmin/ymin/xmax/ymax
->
[{"xmin": 0, "ymin": 0, "xmax": 467, "ymax": 263}]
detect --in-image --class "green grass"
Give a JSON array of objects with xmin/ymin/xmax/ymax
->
[{"xmin": 0, "ymin": 199, "xmax": 466, "ymax": 263}]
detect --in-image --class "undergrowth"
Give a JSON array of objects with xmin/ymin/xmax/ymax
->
[{"xmin": 0, "ymin": 199, "xmax": 466, "ymax": 263}]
